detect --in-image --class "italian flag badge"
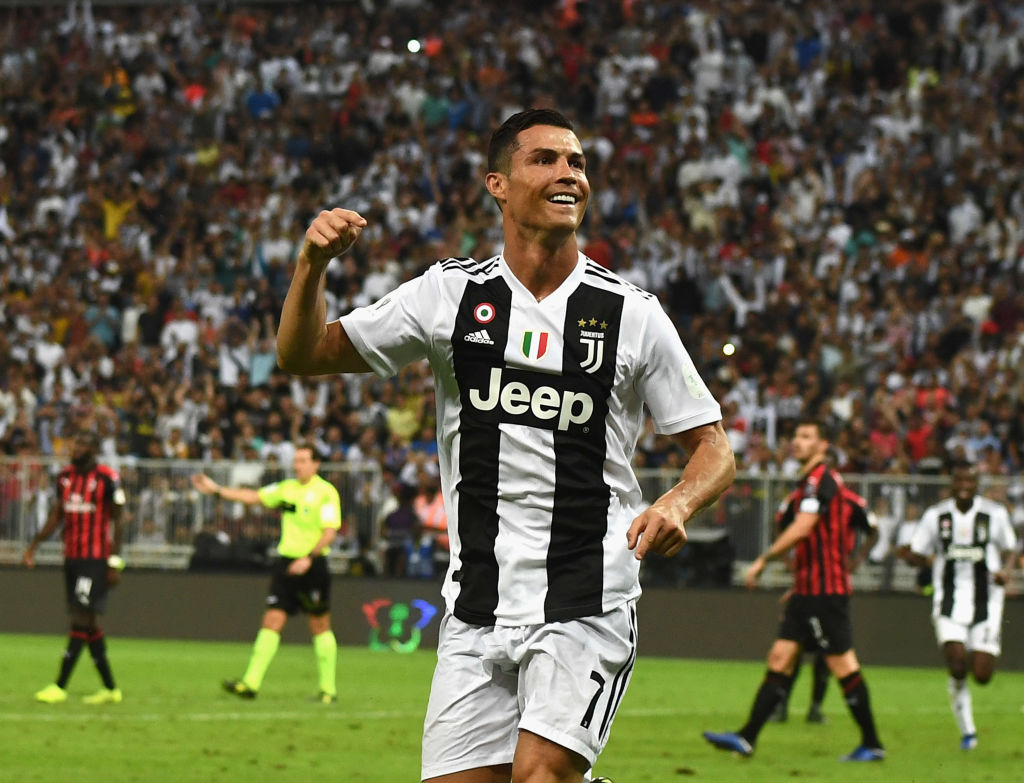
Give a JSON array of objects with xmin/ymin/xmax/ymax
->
[{"xmin": 522, "ymin": 331, "xmax": 549, "ymax": 360}]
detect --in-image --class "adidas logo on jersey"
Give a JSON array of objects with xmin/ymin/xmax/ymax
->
[{"xmin": 464, "ymin": 330, "xmax": 495, "ymax": 345}]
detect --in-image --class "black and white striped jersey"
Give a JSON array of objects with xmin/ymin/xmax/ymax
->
[
  {"xmin": 910, "ymin": 496, "xmax": 1016, "ymax": 625},
  {"xmin": 341, "ymin": 252, "xmax": 722, "ymax": 626}
]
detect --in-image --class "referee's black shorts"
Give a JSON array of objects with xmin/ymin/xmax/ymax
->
[
  {"xmin": 778, "ymin": 594, "xmax": 854, "ymax": 655},
  {"xmin": 64, "ymin": 558, "xmax": 111, "ymax": 613},
  {"xmin": 265, "ymin": 555, "xmax": 331, "ymax": 616}
]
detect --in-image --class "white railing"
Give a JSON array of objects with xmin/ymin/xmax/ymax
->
[
  {"xmin": 2, "ymin": 458, "xmax": 1020, "ymax": 591},
  {"xmin": 0, "ymin": 456, "xmax": 384, "ymax": 574}
]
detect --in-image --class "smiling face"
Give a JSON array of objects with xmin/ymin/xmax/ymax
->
[
  {"xmin": 951, "ymin": 464, "xmax": 978, "ymax": 505},
  {"xmin": 486, "ymin": 124, "xmax": 590, "ymax": 236}
]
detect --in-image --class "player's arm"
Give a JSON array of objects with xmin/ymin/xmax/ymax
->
[
  {"xmin": 627, "ymin": 421, "xmax": 735, "ymax": 560},
  {"xmin": 993, "ymin": 511, "xmax": 1018, "ymax": 586},
  {"xmin": 896, "ymin": 512, "xmax": 935, "ymax": 568},
  {"xmin": 847, "ymin": 527, "xmax": 878, "ymax": 574},
  {"xmin": 106, "ymin": 496, "xmax": 127, "ymax": 586},
  {"xmin": 286, "ymin": 526, "xmax": 338, "ymax": 576},
  {"xmin": 745, "ymin": 510, "xmax": 820, "ymax": 589},
  {"xmin": 190, "ymin": 473, "xmax": 264, "ymax": 506},
  {"xmin": 22, "ymin": 494, "xmax": 65, "ymax": 568},
  {"xmin": 847, "ymin": 509, "xmax": 879, "ymax": 574},
  {"xmin": 277, "ymin": 208, "xmax": 372, "ymax": 376},
  {"xmin": 994, "ymin": 548, "xmax": 1017, "ymax": 586}
]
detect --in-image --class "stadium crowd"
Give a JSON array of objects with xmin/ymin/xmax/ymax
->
[{"xmin": 2, "ymin": 0, "xmax": 1024, "ymax": 554}]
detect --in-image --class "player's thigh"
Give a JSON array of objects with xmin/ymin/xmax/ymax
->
[
  {"xmin": 823, "ymin": 649, "xmax": 860, "ymax": 679},
  {"xmin": 422, "ymin": 614, "xmax": 519, "ymax": 781},
  {"xmin": 266, "ymin": 560, "xmax": 300, "ymax": 615},
  {"xmin": 934, "ymin": 616, "xmax": 969, "ymax": 650},
  {"xmin": 966, "ymin": 605, "xmax": 1003, "ymax": 658},
  {"xmin": 64, "ymin": 559, "xmax": 109, "ymax": 614},
  {"xmin": 516, "ymin": 601, "xmax": 638, "ymax": 768},
  {"xmin": 296, "ymin": 556, "xmax": 331, "ymax": 615},
  {"xmin": 803, "ymin": 595, "xmax": 854, "ymax": 655}
]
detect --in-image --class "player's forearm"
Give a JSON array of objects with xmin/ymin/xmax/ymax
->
[
  {"xmin": 849, "ymin": 530, "xmax": 878, "ymax": 573},
  {"xmin": 306, "ymin": 528, "xmax": 338, "ymax": 557},
  {"xmin": 896, "ymin": 544, "xmax": 928, "ymax": 568},
  {"xmin": 215, "ymin": 485, "xmax": 262, "ymax": 505},
  {"xmin": 658, "ymin": 424, "xmax": 735, "ymax": 522},
  {"xmin": 277, "ymin": 253, "xmax": 331, "ymax": 375},
  {"xmin": 111, "ymin": 511, "xmax": 125, "ymax": 555},
  {"xmin": 762, "ymin": 514, "xmax": 817, "ymax": 561},
  {"xmin": 27, "ymin": 511, "xmax": 62, "ymax": 549}
]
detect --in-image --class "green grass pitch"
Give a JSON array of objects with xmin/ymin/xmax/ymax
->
[{"xmin": 3, "ymin": 633, "xmax": 1024, "ymax": 782}]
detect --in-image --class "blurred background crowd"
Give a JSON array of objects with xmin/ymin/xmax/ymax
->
[{"xmin": 2, "ymin": 0, "xmax": 1024, "ymax": 565}]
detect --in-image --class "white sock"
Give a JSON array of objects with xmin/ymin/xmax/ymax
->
[{"xmin": 948, "ymin": 676, "xmax": 976, "ymax": 737}]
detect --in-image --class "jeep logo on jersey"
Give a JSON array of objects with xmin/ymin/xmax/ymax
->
[{"xmin": 468, "ymin": 367, "xmax": 594, "ymax": 431}]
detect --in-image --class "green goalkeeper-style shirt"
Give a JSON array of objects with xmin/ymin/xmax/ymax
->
[{"xmin": 257, "ymin": 475, "xmax": 342, "ymax": 558}]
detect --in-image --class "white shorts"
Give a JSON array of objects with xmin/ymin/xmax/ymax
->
[
  {"xmin": 933, "ymin": 612, "xmax": 1003, "ymax": 656},
  {"xmin": 421, "ymin": 600, "xmax": 638, "ymax": 781}
]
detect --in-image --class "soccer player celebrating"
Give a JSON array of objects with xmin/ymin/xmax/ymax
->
[
  {"xmin": 23, "ymin": 431, "xmax": 127, "ymax": 704},
  {"xmin": 277, "ymin": 109, "xmax": 735, "ymax": 783},
  {"xmin": 898, "ymin": 461, "xmax": 1017, "ymax": 751},
  {"xmin": 703, "ymin": 419, "xmax": 885, "ymax": 762},
  {"xmin": 191, "ymin": 443, "xmax": 342, "ymax": 703}
]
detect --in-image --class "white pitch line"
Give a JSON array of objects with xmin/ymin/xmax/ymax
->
[{"xmin": 2, "ymin": 704, "xmax": 1021, "ymax": 723}]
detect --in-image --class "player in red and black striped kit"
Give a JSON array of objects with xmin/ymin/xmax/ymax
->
[
  {"xmin": 768, "ymin": 447, "xmax": 879, "ymax": 724},
  {"xmin": 704, "ymin": 420, "xmax": 885, "ymax": 761},
  {"xmin": 23, "ymin": 432, "xmax": 127, "ymax": 704}
]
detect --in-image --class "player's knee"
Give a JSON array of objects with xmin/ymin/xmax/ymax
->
[
  {"xmin": 513, "ymin": 731, "xmax": 588, "ymax": 783},
  {"xmin": 973, "ymin": 667, "xmax": 994, "ymax": 685}
]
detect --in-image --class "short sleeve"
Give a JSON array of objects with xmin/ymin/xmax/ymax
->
[
  {"xmin": 257, "ymin": 482, "xmax": 284, "ymax": 507},
  {"xmin": 104, "ymin": 468, "xmax": 127, "ymax": 506},
  {"xmin": 993, "ymin": 505, "xmax": 1017, "ymax": 552},
  {"xmin": 634, "ymin": 303, "xmax": 721, "ymax": 434},
  {"xmin": 319, "ymin": 486, "xmax": 342, "ymax": 530},
  {"xmin": 910, "ymin": 509, "xmax": 938, "ymax": 556},
  {"xmin": 339, "ymin": 265, "xmax": 439, "ymax": 377}
]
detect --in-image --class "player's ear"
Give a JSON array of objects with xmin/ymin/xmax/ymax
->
[{"xmin": 485, "ymin": 171, "xmax": 507, "ymax": 204}]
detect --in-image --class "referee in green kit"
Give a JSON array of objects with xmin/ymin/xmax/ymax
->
[{"xmin": 192, "ymin": 442, "xmax": 342, "ymax": 703}]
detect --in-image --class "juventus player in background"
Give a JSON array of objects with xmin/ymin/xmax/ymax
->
[
  {"xmin": 22, "ymin": 431, "xmax": 127, "ymax": 704},
  {"xmin": 704, "ymin": 420, "xmax": 885, "ymax": 762},
  {"xmin": 899, "ymin": 461, "xmax": 1017, "ymax": 751},
  {"xmin": 277, "ymin": 109, "xmax": 735, "ymax": 783}
]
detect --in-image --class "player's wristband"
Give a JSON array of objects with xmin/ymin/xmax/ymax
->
[{"xmin": 107, "ymin": 554, "xmax": 126, "ymax": 571}]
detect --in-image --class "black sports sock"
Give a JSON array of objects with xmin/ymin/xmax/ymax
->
[
  {"xmin": 57, "ymin": 626, "xmax": 90, "ymax": 688},
  {"xmin": 839, "ymin": 670, "xmax": 881, "ymax": 748},
  {"xmin": 740, "ymin": 670, "xmax": 794, "ymax": 744},
  {"xmin": 811, "ymin": 653, "xmax": 829, "ymax": 706},
  {"xmin": 88, "ymin": 630, "xmax": 116, "ymax": 690}
]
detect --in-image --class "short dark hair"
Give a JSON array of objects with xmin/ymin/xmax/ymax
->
[
  {"xmin": 76, "ymin": 431, "xmax": 100, "ymax": 448},
  {"xmin": 949, "ymin": 459, "xmax": 976, "ymax": 474},
  {"xmin": 795, "ymin": 418, "xmax": 829, "ymax": 441},
  {"xmin": 487, "ymin": 109, "xmax": 575, "ymax": 175},
  {"xmin": 295, "ymin": 442, "xmax": 321, "ymax": 460}
]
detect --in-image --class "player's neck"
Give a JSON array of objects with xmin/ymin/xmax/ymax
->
[
  {"xmin": 502, "ymin": 228, "xmax": 579, "ymax": 302},
  {"xmin": 799, "ymin": 455, "xmax": 824, "ymax": 478},
  {"xmin": 955, "ymin": 497, "xmax": 975, "ymax": 513}
]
